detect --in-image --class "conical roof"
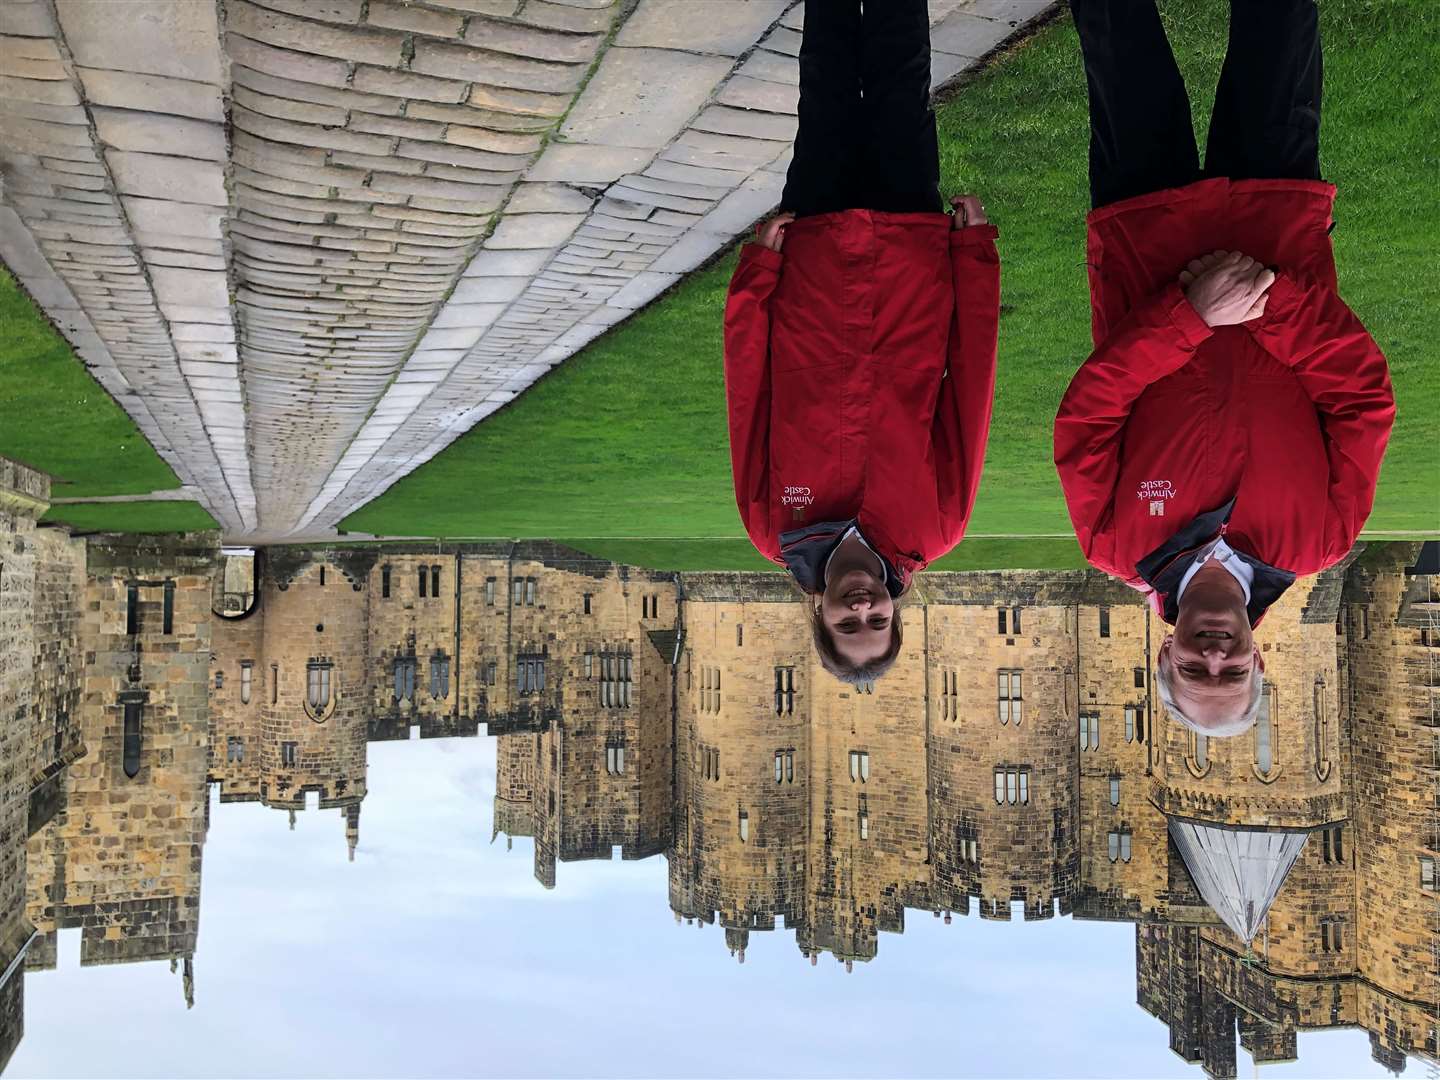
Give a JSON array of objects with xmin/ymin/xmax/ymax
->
[{"xmin": 1168, "ymin": 818, "xmax": 1310, "ymax": 943}]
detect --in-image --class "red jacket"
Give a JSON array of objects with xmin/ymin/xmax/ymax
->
[
  {"xmin": 724, "ymin": 210, "xmax": 1001, "ymax": 588},
  {"xmin": 1054, "ymin": 178, "xmax": 1395, "ymax": 610}
]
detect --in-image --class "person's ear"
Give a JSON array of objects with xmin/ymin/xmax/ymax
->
[
  {"xmin": 1161, "ymin": 634, "xmax": 1174, "ymax": 653},
  {"xmin": 1255, "ymin": 647, "xmax": 1265, "ymax": 673}
]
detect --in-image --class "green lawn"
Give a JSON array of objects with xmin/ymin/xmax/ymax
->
[
  {"xmin": 344, "ymin": 0, "xmax": 1438, "ymax": 546},
  {"xmin": 40, "ymin": 500, "xmax": 219, "ymax": 534}
]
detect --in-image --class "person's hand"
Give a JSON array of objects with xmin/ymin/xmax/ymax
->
[
  {"xmin": 1180, "ymin": 250, "xmax": 1275, "ymax": 326},
  {"xmin": 755, "ymin": 212, "xmax": 796, "ymax": 252},
  {"xmin": 949, "ymin": 194, "xmax": 987, "ymax": 228}
]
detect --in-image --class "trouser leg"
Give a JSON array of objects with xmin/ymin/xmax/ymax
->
[
  {"xmin": 1204, "ymin": 0, "xmax": 1322, "ymax": 181},
  {"xmin": 858, "ymin": 0, "xmax": 942, "ymax": 213},
  {"xmin": 1070, "ymin": 0, "xmax": 1200, "ymax": 208},
  {"xmin": 782, "ymin": 0, "xmax": 865, "ymax": 217}
]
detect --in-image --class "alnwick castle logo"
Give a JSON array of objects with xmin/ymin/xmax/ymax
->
[
  {"xmin": 1136, "ymin": 479, "xmax": 1175, "ymax": 517},
  {"xmin": 782, "ymin": 484, "xmax": 814, "ymax": 521}
]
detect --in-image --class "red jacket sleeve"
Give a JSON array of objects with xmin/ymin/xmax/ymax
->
[
  {"xmin": 724, "ymin": 243, "xmax": 784, "ymax": 562},
  {"xmin": 933, "ymin": 223, "xmax": 1000, "ymax": 548},
  {"xmin": 1243, "ymin": 273, "xmax": 1395, "ymax": 568},
  {"xmin": 1053, "ymin": 282, "xmax": 1214, "ymax": 576}
]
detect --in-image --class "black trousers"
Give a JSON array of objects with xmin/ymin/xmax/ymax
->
[
  {"xmin": 1071, "ymin": 0, "xmax": 1323, "ymax": 208},
  {"xmin": 782, "ymin": 0, "xmax": 942, "ymax": 217}
]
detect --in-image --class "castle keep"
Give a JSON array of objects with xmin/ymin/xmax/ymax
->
[{"xmin": 1, "ymin": 486, "xmax": 1434, "ymax": 1074}]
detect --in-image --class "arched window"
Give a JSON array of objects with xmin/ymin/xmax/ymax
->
[
  {"xmin": 239, "ymin": 661, "xmax": 253, "ymax": 705},
  {"xmin": 381, "ymin": 564, "xmax": 391, "ymax": 598},
  {"xmin": 1313, "ymin": 674, "xmax": 1332, "ymax": 780},
  {"xmin": 1109, "ymin": 776, "xmax": 1120, "ymax": 806},
  {"xmin": 1253, "ymin": 683, "xmax": 1279, "ymax": 781},
  {"xmin": 418, "ymin": 566, "xmax": 428, "ymax": 598},
  {"xmin": 306, "ymin": 660, "xmax": 333, "ymax": 721},
  {"xmin": 1187, "ymin": 730, "xmax": 1211, "ymax": 778},
  {"xmin": 431, "ymin": 564, "xmax": 441, "ymax": 597},
  {"xmin": 738, "ymin": 810, "xmax": 749, "ymax": 843}
]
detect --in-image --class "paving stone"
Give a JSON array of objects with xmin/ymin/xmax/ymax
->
[
  {"xmin": 486, "ymin": 212, "xmax": 586, "ymax": 249},
  {"xmin": 519, "ymin": 0, "xmax": 617, "ymax": 33},
  {"xmin": 931, "ymin": 11, "xmax": 1023, "ymax": 58},
  {"xmin": 227, "ymin": 35, "xmax": 352, "ymax": 88},
  {"xmin": 231, "ymin": 66, "xmax": 405, "ymax": 114},
  {"xmin": 525, "ymin": 142, "xmax": 651, "ymax": 184},
  {"xmin": 662, "ymin": 128, "xmax": 788, "ymax": 171},
  {"xmin": 690, "ymin": 103, "xmax": 797, "ymax": 142},
  {"xmin": 92, "ymin": 108, "xmax": 226, "ymax": 160},
  {"xmin": 461, "ymin": 248, "xmax": 555, "ymax": 276},
  {"xmin": 449, "ymin": 276, "xmax": 529, "ymax": 302},
  {"xmin": 971, "ymin": 0, "xmax": 1055, "ymax": 28},
  {"xmin": 735, "ymin": 48, "xmax": 799, "ymax": 86},
  {"xmin": 759, "ymin": 24, "xmax": 802, "ymax": 56},
  {"xmin": 55, "ymin": 0, "xmax": 223, "ymax": 83},
  {"xmin": 233, "ymin": 85, "xmax": 349, "ymax": 126},
  {"xmin": 248, "ymin": 0, "xmax": 365, "ymax": 21},
  {"xmin": 228, "ymin": 2, "xmax": 405, "ymax": 66},
  {"xmin": 412, "ymin": 40, "xmax": 585, "ymax": 93},
  {"xmin": 120, "ymin": 197, "xmax": 225, "ymax": 239},
  {"xmin": 443, "ymin": 124, "xmax": 546, "ymax": 155},
  {"xmin": 149, "ymin": 265, "xmax": 230, "ymax": 308},
  {"xmin": 616, "ymin": 0, "xmax": 787, "ymax": 55},
  {"xmin": 352, "ymin": 65, "xmax": 471, "ymax": 103},
  {"xmin": 398, "ymin": 139, "xmax": 531, "ymax": 171},
  {"xmin": 716, "ymin": 74, "xmax": 800, "ymax": 114},
  {"xmin": 462, "ymin": 16, "xmax": 604, "ymax": 63},
  {"xmin": 466, "ymin": 83, "xmax": 572, "ymax": 119},
  {"xmin": 74, "ymin": 68, "xmax": 225, "ymax": 123},
  {"xmin": 502, "ymin": 182, "xmax": 595, "ymax": 214},
  {"xmin": 561, "ymin": 47, "xmax": 731, "ymax": 149},
  {"xmin": 364, "ymin": 0, "xmax": 465, "ymax": 35},
  {"xmin": 0, "ymin": 73, "xmax": 80, "ymax": 105},
  {"xmin": 0, "ymin": 1, "xmax": 58, "ymax": 37},
  {"xmin": 106, "ymin": 151, "xmax": 228, "ymax": 206}
]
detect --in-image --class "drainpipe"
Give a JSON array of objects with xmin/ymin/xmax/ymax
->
[{"xmin": 453, "ymin": 546, "xmax": 462, "ymax": 723}]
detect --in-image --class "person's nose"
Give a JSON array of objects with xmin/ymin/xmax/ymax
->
[
  {"xmin": 1202, "ymin": 648, "xmax": 1230, "ymax": 674},
  {"xmin": 849, "ymin": 596, "xmax": 872, "ymax": 611}
]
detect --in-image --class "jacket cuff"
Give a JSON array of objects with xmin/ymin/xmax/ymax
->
[
  {"xmin": 950, "ymin": 223, "xmax": 1000, "ymax": 246},
  {"xmin": 739, "ymin": 242, "xmax": 783, "ymax": 271},
  {"xmin": 1165, "ymin": 282, "xmax": 1214, "ymax": 349}
]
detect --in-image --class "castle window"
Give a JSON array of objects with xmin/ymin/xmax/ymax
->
[
  {"xmin": 525, "ymin": 578, "xmax": 537, "ymax": 606},
  {"xmin": 849, "ymin": 750, "xmax": 870, "ymax": 783},
  {"xmin": 774, "ymin": 666, "xmax": 795, "ymax": 715},
  {"xmin": 271, "ymin": 664, "xmax": 279, "ymax": 704},
  {"xmin": 1109, "ymin": 777, "xmax": 1121, "ymax": 806},
  {"xmin": 485, "ymin": 660, "xmax": 497, "ymax": 685},
  {"xmin": 1322, "ymin": 826, "xmax": 1344, "ymax": 864},
  {"xmin": 1011, "ymin": 607, "xmax": 1022, "ymax": 634},
  {"xmin": 512, "ymin": 577, "xmax": 523, "ymax": 605},
  {"xmin": 162, "ymin": 580, "xmax": 174, "ymax": 635},
  {"xmin": 1254, "ymin": 683, "xmax": 1277, "ymax": 779},
  {"xmin": 126, "ymin": 584, "xmax": 139, "ymax": 634},
  {"xmin": 785, "ymin": 749, "xmax": 794, "ymax": 782},
  {"xmin": 240, "ymin": 661, "xmax": 253, "ymax": 705},
  {"xmin": 941, "ymin": 669, "xmax": 958, "ymax": 721},
  {"xmin": 419, "ymin": 566, "xmax": 428, "ymax": 598},
  {"xmin": 226, "ymin": 736, "xmax": 244, "ymax": 763},
  {"xmin": 700, "ymin": 667, "xmax": 721, "ymax": 714},
  {"xmin": 1098, "ymin": 607, "xmax": 1110, "ymax": 637},
  {"xmin": 281, "ymin": 741, "xmax": 297, "ymax": 768},
  {"xmin": 1314, "ymin": 674, "xmax": 1332, "ymax": 780},
  {"xmin": 738, "ymin": 810, "xmax": 749, "ymax": 843},
  {"xmin": 997, "ymin": 670, "xmax": 1022, "ymax": 724},
  {"xmin": 584, "ymin": 652, "xmax": 594, "ymax": 678},
  {"xmin": 121, "ymin": 693, "xmax": 144, "ymax": 778},
  {"xmin": 993, "ymin": 767, "xmax": 1030, "ymax": 805},
  {"xmin": 957, "ymin": 824, "xmax": 979, "ymax": 865},
  {"xmin": 605, "ymin": 744, "xmax": 625, "ymax": 775},
  {"xmin": 216, "ymin": 671, "xmax": 224, "ymax": 690},
  {"xmin": 994, "ymin": 769, "xmax": 1005, "ymax": 804},
  {"xmin": 856, "ymin": 680, "xmax": 875, "ymax": 694},
  {"xmin": 319, "ymin": 566, "xmax": 326, "ymax": 587},
  {"xmin": 1079, "ymin": 712, "xmax": 1099, "ymax": 751},
  {"xmin": 583, "ymin": 593, "xmax": 592, "ymax": 614},
  {"xmin": 1421, "ymin": 857, "xmax": 1435, "ymax": 891},
  {"xmin": 485, "ymin": 577, "xmax": 495, "ymax": 605},
  {"xmin": 997, "ymin": 608, "xmax": 1007, "ymax": 634},
  {"xmin": 1320, "ymin": 918, "xmax": 1345, "ymax": 952},
  {"xmin": 1107, "ymin": 829, "xmax": 1132, "ymax": 863},
  {"xmin": 775, "ymin": 751, "xmax": 784, "ymax": 784},
  {"xmin": 1124, "ymin": 706, "xmax": 1136, "ymax": 743},
  {"xmin": 429, "ymin": 565, "xmax": 439, "ymax": 597},
  {"xmin": 393, "ymin": 657, "xmax": 417, "ymax": 703},
  {"xmin": 306, "ymin": 660, "xmax": 332, "ymax": 712},
  {"xmin": 1019, "ymin": 770, "xmax": 1029, "ymax": 804},
  {"xmin": 600, "ymin": 649, "xmax": 633, "ymax": 708},
  {"xmin": 382, "ymin": 565, "xmax": 391, "ymax": 598},
  {"xmin": 430, "ymin": 654, "xmax": 450, "ymax": 700},
  {"xmin": 1133, "ymin": 667, "xmax": 1145, "ymax": 689},
  {"xmin": 517, "ymin": 654, "xmax": 546, "ymax": 696},
  {"xmin": 1194, "ymin": 733, "xmax": 1208, "ymax": 770},
  {"xmin": 858, "ymin": 808, "xmax": 869, "ymax": 840}
]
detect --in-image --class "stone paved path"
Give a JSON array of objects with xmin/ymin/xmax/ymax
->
[{"xmin": 0, "ymin": 0, "xmax": 1053, "ymax": 542}]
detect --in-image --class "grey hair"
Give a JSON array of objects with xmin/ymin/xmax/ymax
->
[{"xmin": 1154, "ymin": 649, "xmax": 1265, "ymax": 737}]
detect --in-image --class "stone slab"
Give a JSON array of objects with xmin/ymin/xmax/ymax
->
[
  {"xmin": 524, "ymin": 143, "xmax": 652, "ymax": 184},
  {"xmin": 615, "ymin": 0, "xmax": 788, "ymax": 56},
  {"xmin": 75, "ymin": 68, "xmax": 225, "ymax": 122},
  {"xmin": 56, "ymin": 0, "xmax": 223, "ymax": 82},
  {"xmin": 560, "ymin": 47, "xmax": 732, "ymax": 149}
]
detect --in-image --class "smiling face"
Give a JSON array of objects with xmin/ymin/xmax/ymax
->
[
  {"xmin": 1163, "ymin": 560, "xmax": 1263, "ymax": 729},
  {"xmin": 817, "ymin": 568, "xmax": 896, "ymax": 668}
]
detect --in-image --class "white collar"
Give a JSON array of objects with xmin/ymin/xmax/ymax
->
[
  {"xmin": 1176, "ymin": 536, "xmax": 1253, "ymax": 606},
  {"xmin": 823, "ymin": 525, "xmax": 889, "ymax": 588}
]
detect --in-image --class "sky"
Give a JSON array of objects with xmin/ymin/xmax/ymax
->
[{"xmin": 4, "ymin": 736, "xmax": 1412, "ymax": 1080}]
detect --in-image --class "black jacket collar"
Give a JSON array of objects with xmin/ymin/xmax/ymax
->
[
  {"xmin": 778, "ymin": 519, "xmax": 904, "ymax": 598},
  {"xmin": 1134, "ymin": 499, "xmax": 1295, "ymax": 626}
]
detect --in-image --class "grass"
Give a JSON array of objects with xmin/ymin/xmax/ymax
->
[
  {"xmin": 344, "ymin": 0, "xmax": 1439, "ymax": 553},
  {"xmin": 0, "ymin": 268, "xmax": 183, "ymax": 497},
  {"xmin": 39, "ymin": 500, "xmax": 219, "ymax": 534}
]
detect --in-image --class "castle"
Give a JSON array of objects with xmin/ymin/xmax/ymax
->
[{"xmin": 1, "ymin": 451, "xmax": 1435, "ymax": 1076}]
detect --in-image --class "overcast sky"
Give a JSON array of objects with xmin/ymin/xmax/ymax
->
[{"xmin": 6, "ymin": 736, "xmax": 1409, "ymax": 1080}]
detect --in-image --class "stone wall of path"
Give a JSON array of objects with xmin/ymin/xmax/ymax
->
[{"xmin": 0, "ymin": 0, "xmax": 1053, "ymax": 541}]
